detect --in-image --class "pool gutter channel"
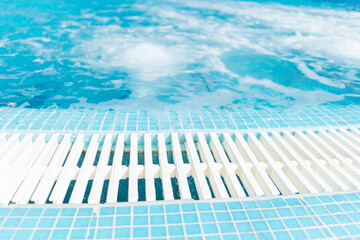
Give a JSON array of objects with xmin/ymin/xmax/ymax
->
[{"xmin": 0, "ymin": 126, "xmax": 360, "ymax": 206}]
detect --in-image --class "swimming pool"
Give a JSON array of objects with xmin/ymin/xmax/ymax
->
[
  {"xmin": 1, "ymin": 0, "xmax": 360, "ymax": 113},
  {"xmin": 1, "ymin": 0, "xmax": 360, "ymax": 239}
]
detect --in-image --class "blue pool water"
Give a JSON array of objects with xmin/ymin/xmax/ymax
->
[{"xmin": 0, "ymin": 0, "xmax": 360, "ymax": 112}]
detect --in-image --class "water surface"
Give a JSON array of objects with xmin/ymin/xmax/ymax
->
[{"xmin": 0, "ymin": 0, "xmax": 359, "ymax": 112}]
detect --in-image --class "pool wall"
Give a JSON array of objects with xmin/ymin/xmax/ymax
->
[{"xmin": 1, "ymin": 105, "xmax": 360, "ymax": 132}]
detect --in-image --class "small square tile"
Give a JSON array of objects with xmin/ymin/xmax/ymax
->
[
  {"xmin": 181, "ymin": 203, "xmax": 196, "ymax": 212},
  {"xmin": 38, "ymin": 218, "xmax": 56, "ymax": 228},
  {"xmin": 251, "ymin": 221, "xmax": 269, "ymax": 231},
  {"xmin": 312, "ymin": 206, "xmax": 329, "ymax": 215},
  {"xmin": 212, "ymin": 202, "xmax": 227, "ymax": 211},
  {"xmin": 134, "ymin": 206, "xmax": 148, "ymax": 214},
  {"xmin": 231, "ymin": 211, "xmax": 247, "ymax": 221},
  {"xmin": 292, "ymin": 207, "xmax": 308, "ymax": 216},
  {"xmin": 70, "ymin": 229, "xmax": 88, "ymax": 239},
  {"xmin": 298, "ymin": 217, "xmax": 316, "ymax": 227},
  {"xmin": 203, "ymin": 223, "xmax": 219, "ymax": 234},
  {"xmin": 183, "ymin": 213, "xmax": 198, "ymax": 223},
  {"xmin": 165, "ymin": 213, "xmax": 182, "ymax": 225},
  {"xmin": 256, "ymin": 200, "xmax": 272, "ymax": 209},
  {"xmin": 133, "ymin": 227, "xmax": 148, "ymax": 238},
  {"xmin": 51, "ymin": 229, "xmax": 69, "ymax": 239},
  {"xmin": 116, "ymin": 216, "xmax": 131, "ymax": 226},
  {"xmin": 56, "ymin": 218, "xmax": 74, "ymax": 228},
  {"xmin": 290, "ymin": 230, "xmax": 308, "ymax": 239},
  {"xmin": 268, "ymin": 220, "xmax": 284, "ymax": 230},
  {"xmin": 26, "ymin": 208, "xmax": 43, "ymax": 217},
  {"xmin": 330, "ymin": 226, "xmax": 348, "ymax": 237},
  {"xmin": 151, "ymin": 226, "xmax": 166, "ymax": 237},
  {"xmin": 96, "ymin": 228, "xmax": 113, "ymax": 239},
  {"xmin": 306, "ymin": 228, "xmax": 324, "ymax": 239},
  {"xmin": 166, "ymin": 204, "xmax": 180, "ymax": 213},
  {"xmin": 236, "ymin": 222, "xmax": 252, "ymax": 233},
  {"xmin": 100, "ymin": 207, "xmax": 115, "ymax": 216},
  {"xmin": 219, "ymin": 222, "xmax": 236, "ymax": 233},
  {"xmin": 0, "ymin": 209, "xmax": 11, "ymax": 217},
  {"xmin": 270, "ymin": 198, "xmax": 287, "ymax": 207},
  {"xmin": 134, "ymin": 215, "xmax": 148, "ymax": 225},
  {"xmin": 344, "ymin": 224, "xmax": 360, "ymax": 235},
  {"xmin": 98, "ymin": 217, "xmax": 113, "ymax": 227},
  {"xmin": 150, "ymin": 215, "xmax": 165, "ymax": 225},
  {"xmin": 43, "ymin": 208, "xmax": 60, "ymax": 217},
  {"xmin": 168, "ymin": 225, "xmax": 184, "ymax": 236},
  {"xmin": 227, "ymin": 201, "xmax": 243, "ymax": 210},
  {"xmin": 320, "ymin": 215, "xmax": 338, "ymax": 225},
  {"xmin": 247, "ymin": 210, "xmax": 263, "ymax": 220},
  {"xmin": 274, "ymin": 231, "xmax": 291, "ymax": 239},
  {"xmin": 116, "ymin": 207, "xmax": 131, "ymax": 215},
  {"xmin": 150, "ymin": 205, "xmax": 164, "ymax": 214},
  {"xmin": 222, "ymin": 234, "xmax": 239, "ymax": 240},
  {"xmin": 215, "ymin": 212, "xmax": 231, "ymax": 222},
  {"xmin": 196, "ymin": 202, "xmax": 212, "ymax": 212},
  {"xmin": 318, "ymin": 195, "xmax": 334, "ymax": 204},
  {"xmin": 239, "ymin": 233, "xmax": 256, "ymax": 240},
  {"xmin": 73, "ymin": 217, "xmax": 91, "ymax": 228},
  {"xmin": 77, "ymin": 208, "xmax": 93, "ymax": 216},
  {"xmin": 0, "ymin": 230, "xmax": 14, "ymax": 239},
  {"xmin": 277, "ymin": 208, "xmax": 293, "ymax": 217},
  {"xmin": 261, "ymin": 209, "xmax": 278, "ymax": 219},
  {"xmin": 3, "ymin": 218, "xmax": 22, "ymax": 228},
  {"xmin": 10, "ymin": 208, "xmax": 28, "ymax": 217},
  {"xmin": 33, "ymin": 230, "xmax": 51, "ymax": 240},
  {"xmin": 20, "ymin": 218, "xmax": 39, "ymax": 228},
  {"xmin": 185, "ymin": 224, "xmax": 201, "ymax": 235},
  {"xmin": 256, "ymin": 232, "xmax": 274, "ymax": 240},
  {"xmin": 283, "ymin": 218, "xmax": 300, "ymax": 229},
  {"xmin": 285, "ymin": 198, "xmax": 301, "ymax": 206},
  {"xmin": 334, "ymin": 214, "xmax": 352, "ymax": 224},
  {"xmin": 115, "ymin": 227, "xmax": 130, "ymax": 238},
  {"xmin": 13, "ymin": 230, "xmax": 33, "ymax": 240},
  {"xmin": 61, "ymin": 208, "xmax": 76, "ymax": 217}
]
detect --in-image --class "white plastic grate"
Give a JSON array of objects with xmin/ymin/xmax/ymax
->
[{"xmin": 1, "ymin": 127, "xmax": 360, "ymax": 205}]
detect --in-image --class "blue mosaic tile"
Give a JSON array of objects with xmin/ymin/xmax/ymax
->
[
  {"xmin": 2, "ymin": 105, "xmax": 360, "ymax": 132},
  {"xmin": 167, "ymin": 214, "xmax": 182, "ymax": 224},
  {"xmin": 51, "ymin": 229, "xmax": 69, "ymax": 239},
  {"xmin": 116, "ymin": 207, "xmax": 131, "ymax": 215},
  {"xmin": 181, "ymin": 203, "xmax": 196, "ymax": 213},
  {"xmin": 114, "ymin": 227, "xmax": 131, "ymax": 238},
  {"xmin": 0, "ymin": 192, "xmax": 360, "ymax": 239},
  {"xmin": 168, "ymin": 225, "xmax": 184, "ymax": 236},
  {"xmin": 150, "ymin": 215, "xmax": 165, "ymax": 225},
  {"xmin": 96, "ymin": 228, "xmax": 113, "ymax": 239},
  {"xmin": 69, "ymin": 229, "xmax": 88, "ymax": 239},
  {"xmin": 133, "ymin": 227, "xmax": 148, "ymax": 238},
  {"xmin": 185, "ymin": 224, "xmax": 201, "ymax": 235},
  {"xmin": 115, "ymin": 216, "xmax": 131, "ymax": 226},
  {"xmin": 32, "ymin": 229, "xmax": 51, "ymax": 239},
  {"xmin": 13, "ymin": 230, "xmax": 33, "ymax": 240},
  {"xmin": 202, "ymin": 223, "xmax": 219, "ymax": 234}
]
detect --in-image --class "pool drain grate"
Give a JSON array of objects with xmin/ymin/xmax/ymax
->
[{"xmin": 0, "ymin": 127, "xmax": 360, "ymax": 205}]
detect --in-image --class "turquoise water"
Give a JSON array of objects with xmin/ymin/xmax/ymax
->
[{"xmin": 0, "ymin": 0, "xmax": 359, "ymax": 111}]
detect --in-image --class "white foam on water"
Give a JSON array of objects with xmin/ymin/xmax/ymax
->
[
  {"xmin": 121, "ymin": 43, "xmax": 184, "ymax": 81},
  {"xmin": 0, "ymin": 39, "xmax": 6, "ymax": 48},
  {"xmin": 74, "ymin": 1, "xmax": 360, "ymax": 80},
  {"xmin": 296, "ymin": 62, "xmax": 345, "ymax": 88},
  {"xmin": 72, "ymin": 29, "xmax": 194, "ymax": 82}
]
